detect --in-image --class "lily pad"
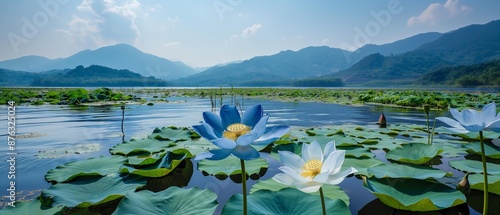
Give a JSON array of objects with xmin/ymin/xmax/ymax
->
[
  {"xmin": 127, "ymin": 153, "xmax": 165, "ymax": 166},
  {"xmin": 113, "ymin": 187, "xmax": 217, "ymax": 215},
  {"xmin": 250, "ymin": 178, "xmax": 350, "ymax": 206},
  {"xmin": 367, "ymin": 163, "xmax": 452, "ymax": 180},
  {"xmin": 42, "ymin": 174, "xmax": 145, "ymax": 208},
  {"xmin": 165, "ymin": 138, "xmax": 221, "ymax": 157},
  {"xmin": 45, "ymin": 156, "xmax": 126, "ymax": 183},
  {"xmin": 338, "ymin": 146, "xmax": 374, "ymax": 158},
  {"xmin": 468, "ymin": 174, "xmax": 500, "ymax": 195},
  {"xmin": 363, "ymin": 177, "xmax": 466, "ymax": 212},
  {"xmin": 341, "ymin": 157, "xmax": 384, "ymax": 176},
  {"xmin": 362, "ymin": 139, "xmax": 403, "ymax": 151},
  {"xmin": 222, "ymin": 188, "xmax": 350, "ymax": 215},
  {"xmin": 386, "ymin": 143, "xmax": 443, "ymax": 165},
  {"xmin": 449, "ymin": 160, "xmax": 500, "ymax": 174},
  {"xmin": 464, "ymin": 143, "xmax": 500, "ymax": 159},
  {"xmin": 197, "ymin": 155, "xmax": 268, "ymax": 180},
  {"xmin": 151, "ymin": 126, "xmax": 193, "ymax": 142},
  {"xmin": 0, "ymin": 200, "xmax": 64, "ymax": 215},
  {"xmin": 110, "ymin": 138, "xmax": 171, "ymax": 156},
  {"xmin": 120, "ymin": 149, "xmax": 192, "ymax": 178},
  {"xmin": 144, "ymin": 159, "xmax": 193, "ymax": 192}
]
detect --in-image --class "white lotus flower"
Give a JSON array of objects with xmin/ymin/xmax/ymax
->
[
  {"xmin": 436, "ymin": 102, "xmax": 500, "ymax": 133},
  {"xmin": 272, "ymin": 140, "xmax": 357, "ymax": 193}
]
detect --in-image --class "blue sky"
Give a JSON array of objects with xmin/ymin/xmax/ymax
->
[{"xmin": 1, "ymin": 0, "xmax": 499, "ymax": 67}]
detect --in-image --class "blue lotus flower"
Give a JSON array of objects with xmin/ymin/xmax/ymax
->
[
  {"xmin": 193, "ymin": 104, "xmax": 290, "ymax": 160},
  {"xmin": 436, "ymin": 102, "xmax": 500, "ymax": 133}
]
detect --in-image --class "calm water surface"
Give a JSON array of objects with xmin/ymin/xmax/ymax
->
[{"xmin": 0, "ymin": 97, "xmax": 479, "ymax": 214}]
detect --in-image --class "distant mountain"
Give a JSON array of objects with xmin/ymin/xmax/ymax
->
[
  {"xmin": 175, "ymin": 32, "xmax": 444, "ymax": 86},
  {"xmin": 31, "ymin": 65, "xmax": 168, "ymax": 87},
  {"xmin": 333, "ymin": 20, "xmax": 500, "ymax": 85},
  {"xmin": 0, "ymin": 68, "xmax": 41, "ymax": 86},
  {"xmin": 353, "ymin": 32, "xmax": 442, "ymax": 58},
  {"xmin": 0, "ymin": 44, "xmax": 197, "ymax": 80},
  {"xmin": 419, "ymin": 59, "xmax": 500, "ymax": 86},
  {"xmin": 175, "ymin": 46, "xmax": 353, "ymax": 86}
]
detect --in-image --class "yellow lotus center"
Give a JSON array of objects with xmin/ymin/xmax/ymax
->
[
  {"xmin": 223, "ymin": 123, "xmax": 251, "ymax": 141},
  {"xmin": 301, "ymin": 159, "xmax": 322, "ymax": 178}
]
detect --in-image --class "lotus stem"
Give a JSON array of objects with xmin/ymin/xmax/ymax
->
[
  {"xmin": 121, "ymin": 105, "xmax": 125, "ymax": 143},
  {"xmin": 426, "ymin": 114, "xmax": 430, "ymax": 145},
  {"xmin": 319, "ymin": 187, "xmax": 326, "ymax": 215},
  {"xmin": 479, "ymin": 131, "xmax": 489, "ymax": 215},
  {"xmin": 240, "ymin": 159, "xmax": 248, "ymax": 215},
  {"xmin": 429, "ymin": 110, "xmax": 438, "ymax": 145}
]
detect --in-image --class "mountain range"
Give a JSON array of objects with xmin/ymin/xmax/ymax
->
[
  {"xmin": 0, "ymin": 20, "xmax": 498, "ymax": 87},
  {"xmin": 0, "ymin": 44, "xmax": 196, "ymax": 80}
]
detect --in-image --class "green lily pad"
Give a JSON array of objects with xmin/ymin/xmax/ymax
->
[
  {"xmin": 250, "ymin": 178, "xmax": 350, "ymax": 206},
  {"xmin": 469, "ymin": 174, "xmax": 500, "ymax": 195},
  {"xmin": 222, "ymin": 188, "xmax": 350, "ymax": 215},
  {"xmin": 113, "ymin": 187, "xmax": 217, "ymax": 215},
  {"xmin": 42, "ymin": 174, "xmax": 145, "ymax": 208},
  {"xmin": 386, "ymin": 143, "xmax": 443, "ymax": 165},
  {"xmin": 338, "ymin": 146, "xmax": 374, "ymax": 158},
  {"xmin": 45, "ymin": 156, "xmax": 126, "ymax": 183},
  {"xmin": 304, "ymin": 127, "xmax": 338, "ymax": 136},
  {"xmin": 127, "ymin": 153, "xmax": 165, "ymax": 166},
  {"xmin": 151, "ymin": 126, "xmax": 193, "ymax": 142},
  {"xmin": 165, "ymin": 138, "xmax": 222, "ymax": 157},
  {"xmin": 120, "ymin": 149, "xmax": 192, "ymax": 178},
  {"xmin": 144, "ymin": 159, "xmax": 193, "ymax": 192},
  {"xmin": 363, "ymin": 177, "xmax": 466, "ymax": 212},
  {"xmin": 0, "ymin": 200, "xmax": 64, "ymax": 215},
  {"xmin": 464, "ymin": 143, "xmax": 500, "ymax": 159},
  {"xmin": 342, "ymin": 157, "xmax": 384, "ymax": 176},
  {"xmin": 449, "ymin": 160, "xmax": 500, "ymax": 174},
  {"xmin": 362, "ymin": 139, "xmax": 404, "ymax": 151},
  {"xmin": 109, "ymin": 138, "xmax": 171, "ymax": 156},
  {"xmin": 197, "ymin": 155, "xmax": 268, "ymax": 180},
  {"xmin": 367, "ymin": 163, "xmax": 452, "ymax": 180}
]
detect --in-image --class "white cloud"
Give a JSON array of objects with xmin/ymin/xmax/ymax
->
[
  {"xmin": 407, "ymin": 0, "xmax": 471, "ymax": 27},
  {"xmin": 163, "ymin": 42, "xmax": 180, "ymax": 47},
  {"xmin": 60, "ymin": 0, "xmax": 142, "ymax": 46},
  {"xmin": 242, "ymin": 24, "xmax": 262, "ymax": 37},
  {"xmin": 229, "ymin": 24, "xmax": 262, "ymax": 41}
]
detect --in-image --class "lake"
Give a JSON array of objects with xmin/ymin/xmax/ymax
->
[{"xmin": 0, "ymin": 96, "xmax": 480, "ymax": 214}]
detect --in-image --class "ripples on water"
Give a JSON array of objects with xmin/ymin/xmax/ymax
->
[{"xmin": 0, "ymin": 97, "xmax": 472, "ymax": 214}]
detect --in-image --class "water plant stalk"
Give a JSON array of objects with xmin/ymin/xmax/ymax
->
[
  {"xmin": 425, "ymin": 113, "xmax": 430, "ymax": 145},
  {"xmin": 429, "ymin": 111, "xmax": 438, "ymax": 145},
  {"xmin": 479, "ymin": 131, "xmax": 489, "ymax": 215},
  {"xmin": 319, "ymin": 187, "xmax": 326, "ymax": 215},
  {"xmin": 240, "ymin": 159, "xmax": 248, "ymax": 215},
  {"xmin": 121, "ymin": 105, "xmax": 125, "ymax": 143}
]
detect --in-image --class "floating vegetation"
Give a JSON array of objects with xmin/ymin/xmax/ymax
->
[
  {"xmin": 36, "ymin": 143, "xmax": 102, "ymax": 159},
  {"xmin": 14, "ymin": 132, "xmax": 47, "ymax": 139},
  {"xmin": 3, "ymin": 101, "xmax": 500, "ymax": 214}
]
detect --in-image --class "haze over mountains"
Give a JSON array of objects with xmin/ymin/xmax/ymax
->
[{"xmin": 1, "ymin": 20, "xmax": 499, "ymax": 87}]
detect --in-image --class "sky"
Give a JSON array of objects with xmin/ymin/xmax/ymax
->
[{"xmin": 1, "ymin": 0, "xmax": 499, "ymax": 68}]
